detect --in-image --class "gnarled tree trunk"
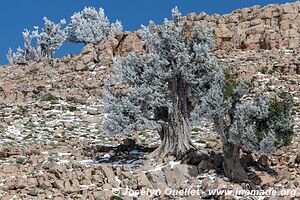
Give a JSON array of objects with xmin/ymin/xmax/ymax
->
[
  {"xmin": 222, "ymin": 143, "xmax": 248, "ymax": 183},
  {"xmin": 150, "ymin": 76, "xmax": 196, "ymax": 159},
  {"xmin": 151, "ymin": 113, "xmax": 196, "ymax": 159},
  {"xmin": 214, "ymin": 117, "xmax": 248, "ymax": 183}
]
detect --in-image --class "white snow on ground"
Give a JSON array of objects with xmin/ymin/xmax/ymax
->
[
  {"xmin": 79, "ymin": 159, "xmax": 99, "ymax": 166},
  {"xmin": 98, "ymin": 153, "xmax": 111, "ymax": 162},
  {"xmin": 45, "ymin": 110, "xmax": 62, "ymax": 114},
  {"xmin": 97, "ymin": 143, "xmax": 117, "ymax": 147},
  {"xmin": 254, "ymin": 72, "xmax": 269, "ymax": 77},
  {"xmin": 112, "ymin": 176, "xmax": 122, "ymax": 195},
  {"xmin": 143, "ymin": 160, "xmax": 188, "ymax": 172},
  {"xmin": 115, "ymin": 176, "xmax": 121, "ymax": 184},
  {"xmin": 192, "ymin": 139, "xmax": 206, "ymax": 147},
  {"xmin": 57, "ymin": 152, "xmax": 71, "ymax": 156},
  {"xmin": 102, "ymin": 153, "xmax": 110, "ymax": 159},
  {"xmin": 57, "ymin": 160, "xmax": 70, "ymax": 165},
  {"xmin": 80, "ymin": 184, "xmax": 96, "ymax": 190},
  {"xmin": 169, "ymin": 161, "xmax": 180, "ymax": 169},
  {"xmin": 146, "ymin": 163, "xmax": 167, "ymax": 172},
  {"xmin": 7, "ymin": 126, "xmax": 21, "ymax": 136}
]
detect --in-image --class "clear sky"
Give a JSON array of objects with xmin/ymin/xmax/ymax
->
[{"xmin": 0, "ymin": 0, "xmax": 296, "ymax": 64}]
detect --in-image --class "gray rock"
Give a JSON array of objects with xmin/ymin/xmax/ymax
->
[{"xmin": 76, "ymin": 61, "xmax": 87, "ymax": 71}]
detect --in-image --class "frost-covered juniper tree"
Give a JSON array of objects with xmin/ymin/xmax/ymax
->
[
  {"xmin": 193, "ymin": 71, "xmax": 294, "ymax": 182},
  {"xmin": 7, "ymin": 17, "xmax": 67, "ymax": 63},
  {"xmin": 69, "ymin": 7, "xmax": 122, "ymax": 44},
  {"xmin": 37, "ymin": 17, "xmax": 68, "ymax": 58},
  {"xmin": 102, "ymin": 8, "xmax": 222, "ymax": 159},
  {"xmin": 7, "ymin": 29, "xmax": 41, "ymax": 64}
]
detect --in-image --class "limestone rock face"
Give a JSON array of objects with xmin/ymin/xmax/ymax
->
[{"xmin": 184, "ymin": 1, "xmax": 300, "ymax": 51}]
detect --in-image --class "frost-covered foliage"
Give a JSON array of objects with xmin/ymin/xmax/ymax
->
[
  {"xmin": 69, "ymin": 7, "xmax": 123, "ymax": 44},
  {"xmin": 194, "ymin": 71, "xmax": 294, "ymax": 154},
  {"xmin": 37, "ymin": 17, "xmax": 68, "ymax": 58},
  {"xmin": 7, "ymin": 17, "xmax": 67, "ymax": 64},
  {"xmin": 7, "ymin": 7, "xmax": 121, "ymax": 64},
  {"xmin": 7, "ymin": 29, "xmax": 42, "ymax": 64},
  {"xmin": 102, "ymin": 7, "xmax": 221, "ymax": 136}
]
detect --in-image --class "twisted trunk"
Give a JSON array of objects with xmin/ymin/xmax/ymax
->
[
  {"xmin": 151, "ymin": 112, "xmax": 196, "ymax": 159},
  {"xmin": 222, "ymin": 143, "xmax": 248, "ymax": 183},
  {"xmin": 150, "ymin": 76, "xmax": 196, "ymax": 159},
  {"xmin": 214, "ymin": 117, "xmax": 248, "ymax": 183}
]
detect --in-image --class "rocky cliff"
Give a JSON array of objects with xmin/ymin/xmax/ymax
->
[
  {"xmin": 0, "ymin": 2, "xmax": 299, "ymax": 200},
  {"xmin": 184, "ymin": 1, "xmax": 300, "ymax": 51}
]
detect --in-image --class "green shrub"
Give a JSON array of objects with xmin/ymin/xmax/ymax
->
[
  {"xmin": 110, "ymin": 196, "xmax": 123, "ymax": 200},
  {"xmin": 68, "ymin": 106, "xmax": 77, "ymax": 112},
  {"xmin": 41, "ymin": 94, "xmax": 58, "ymax": 102}
]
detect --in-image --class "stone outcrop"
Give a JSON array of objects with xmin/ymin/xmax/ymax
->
[{"xmin": 184, "ymin": 1, "xmax": 300, "ymax": 51}]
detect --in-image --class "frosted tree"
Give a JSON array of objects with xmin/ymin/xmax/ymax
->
[
  {"xmin": 7, "ymin": 17, "xmax": 67, "ymax": 63},
  {"xmin": 193, "ymin": 71, "xmax": 294, "ymax": 182},
  {"xmin": 7, "ymin": 29, "xmax": 41, "ymax": 64},
  {"xmin": 102, "ymin": 8, "xmax": 222, "ymax": 159},
  {"xmin": 37, "ymin": 17, "xmax": 68, "ymax": 58},
  {"xmin": 69, "ymin": 7, "xmax": 123, "ymax": 44}
]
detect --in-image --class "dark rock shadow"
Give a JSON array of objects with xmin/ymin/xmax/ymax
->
[{"xmin": 83, "ymin": 138, "xmax": 156, "ymax": 166}]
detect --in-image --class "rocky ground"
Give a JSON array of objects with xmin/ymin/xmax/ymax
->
[
  {"xmin": 0, "ymin": 70, "xmax": 299, "ymax": 200},
  {"xmin": 0, "ymin": 1, "xmax": 300, "ymax": 200}
]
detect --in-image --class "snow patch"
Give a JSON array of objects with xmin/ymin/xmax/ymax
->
[
  {"xmin": 146, "ymin": 163, "xmax": 167, "ymax": 172},
  {"xmin": 80, "ymin": 159, "xmax": 99, "ymax": 166},
  {"xmin": 103, "ymin": 153, "xmax": 110, "ymax": 159},
  {"xmin": 57, "ymin": 152, "xmax": 71, "ymax": 156},
  {"xmin": 57, "ymin": 160, "xmax": 70, "ymax": 165},
  {"xmin": 7, "ymin": 126, "xmax": 21, "ymax": 135},
  {"xmin": 169, "ymin": 161, "xmax": 180, "ymax": 169}
]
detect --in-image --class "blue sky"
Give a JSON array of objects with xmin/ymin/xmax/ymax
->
[{"xmin": 0, "ymin": 0, "xmax": 296, "ymax": 64}]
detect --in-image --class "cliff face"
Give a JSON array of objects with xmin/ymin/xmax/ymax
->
[{"xmin": 184, "ymin": 1, "xmax": 300, "ymax": 51}]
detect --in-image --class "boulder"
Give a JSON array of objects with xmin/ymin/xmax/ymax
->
[
  {"xmin": 257, "ymin": 155, "xmax": 269, "ymax": 169},
  {"xmin": 163, "ymin": 164, "xmax": 198, "ymax": 186},
  {"xmin": 99, "ymin": 164, "xmax": 115, "ymax": 185},
  {"xmin": 81, "ymin": 54, "xmax": 94, "ymax": 65},
  {"xmin": 136, "ymin": 170, "xmax": 152, "ymax": 188},
  {"xmin": 75, "ymin": 61, "xmax": 87, "ymax": 71},
  {"xmin": 117, "ymin": 33, "xmax": 144, "ymax": 56},
  {"xmin": 198, "ymin": 160, "xmax": 214, "ymax": 173},
  {"xmin": 96, "ymin": 36, "xmax": 119, "ymax": 65}
]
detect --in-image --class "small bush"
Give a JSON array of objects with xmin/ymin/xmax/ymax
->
[
  {"xmin": 16, "ymin": 157, "xmax": 28, "ymax": 165},
  {"xmin": 18, "ymin": 106, "xmax": 28, "ymax": 114},
  {"xmin": 41, "ymin": 94, "xmax": 58, "ymax": 102},
  {"xmin": 68, "ymin": 106, "xmax": 77, "ymax": 112},
  {"xmin": 110, "ymin": 196, "xmax": 123, "ymax": 200}
]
